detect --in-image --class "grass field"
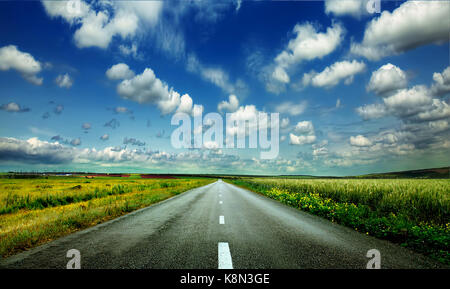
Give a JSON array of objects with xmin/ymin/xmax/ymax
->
[
  {"xmin": 0, "ymin": 175, "xmax": 215, "ymax": 257},
  {"xmin": 226, "ymin": 177, "xmax": 450, "ymax": 264}
]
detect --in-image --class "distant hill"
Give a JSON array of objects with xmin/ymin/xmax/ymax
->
[{"xmin": 356, "ymin": 167, "xmax": 449, "ymax": 179}]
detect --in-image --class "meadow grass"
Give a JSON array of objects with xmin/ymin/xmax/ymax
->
[
  {"xmin": 0, "ymin": 176, "xmax": 214, "ymax": 257},
  {"xmin": 227, "ymin": 178, "xmax": 450, "ymax": 264}
]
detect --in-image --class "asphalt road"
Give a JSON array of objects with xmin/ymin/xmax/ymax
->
[{"xmin": 0, "ymin": 180, "xmax": 446, "ymax": 269}]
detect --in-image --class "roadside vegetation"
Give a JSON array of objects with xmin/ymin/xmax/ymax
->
[
  {"xmin": 226, "ymin": 178, "xmax": 450, "ymax": 264},
  {"xmin": 0, "ymin": 175, "xmax": 214, "ymax": 257}
]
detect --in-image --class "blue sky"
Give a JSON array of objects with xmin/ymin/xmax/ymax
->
[{"xmin": 0, "ymin": 0, "xmax": 449, "ymax": 175}]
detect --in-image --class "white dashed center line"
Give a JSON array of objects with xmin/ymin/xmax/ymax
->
[
  {"xmin": 218, "ymin": 242, "xmax": 233, "ymax": 269},
  {"xmin": 219, "ymin": 215, "xmax": 225, "ymax": 224}
]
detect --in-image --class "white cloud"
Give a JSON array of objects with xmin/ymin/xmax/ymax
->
[
  {"xmin": 106, "ymin": 63, "xmax": 135, "ymax": 80},
  {"xmin": 73, "ymin": 9, "xmax": 139, "ymax": 49},
  {"xmin": 176, "ymin": 94, "xmax": 194, "ymax": 114},
  {"xmin": 70, "ymin": 138, "xmax": 81, "ymax": 146},
  {"xmin": 42, "ymin": 0, "xmax": 161, "ymax": 50},
  {"xmin": 350, "ymin": 135, "xmax": 372, "ymax": 147},
  {"xmin": 0, "ymin": 45, "xmax": 43, "ymax": 85},
  {"xmin": 82, "ymin": 122, "xmax": 91, "ymax": 130},
  {"xmin": 431, "ymin": 66, "xmax": 450, "ymax": 96},
  {"xmin": 367, "ymin": 63, "xmax": 407, "ymax": 95},
  {"xmin": 0, "ymin": 137, "xmax": 74, "ymax": 164},
  {"xmin": 100, "ymin": 134, "xmax": 109, "ymax": 141},
  {"xmin": 114, "ymin": 66, "xmax": 201, "ymax": 116},
  {"xmin": 118, "ymin": 43, "xmax": 140, "ymax": 59},
  {"xmin": 289, "ymin": 121, "xmax": 316, "ymax": 145},
  {"xmin": 356, "ymin": 103, "xmax": 387, "ymax": 120},
  {"xmin": 351, "ymin": 1, "xmax": 450, "ymax": 60},
  {"xmin": 270, "ymin": 22, "xmax": 344, "ymax": 88},
  {"xmin": 41, "ymin": 0, "xmax": 90, "ymax": 23},
  {"xmin": 218, "ymin": 94, "xmax": 239, "ymax": 113},
  {"xmin": 115, "ymin": 1, "xmax": 163, "ymax": 26},
  {"xmin": 382, "ymin": 86, "xmax": 432, "ymax": 117},
  {"xmin": 324, "ymin": 0, "xmax": 368, "ymax": 18},
  {"xmin": 302, "ymin": 60, "xmax": 366, "ymax": 88},
  {"xmin": 289, "ymin": 133, "xmax": 316, "ymax": 145},
  {"xmin": 272, "ymin": 66, "xmax": 290, "ymax": 84},
  {"xmin": 294, "ymin": 121, "xmax": 314, "ymax": 135},
  {"xmin": 280, "ymin": 117, "xmax": 290, "ymax": 129},
  {"xmin": 116, "ymin": 68, "xmax": 171, "ymax": 104},
  {"xmin": 55, "ymin": 73, "xmax": 73, "ymax": 88},
  {"xmin": 357, "ymin": 85, "xmax": 435, "ymax": 120},
  {"xmin": 275, "ymin": 101, "xmax": 307, "ymax": 116},
  {"xmin": 0, "ymin": 102, "xmax": 30, "ymax": 113},
  {"xmin": 157, "ymin": 90, "xmax": 181, "ymax": 115}
]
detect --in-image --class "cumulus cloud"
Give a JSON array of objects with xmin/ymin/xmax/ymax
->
[
  {"xmin": 41, "ymin": 0, "xmax": 90, "ymax": 23},
  {"xmin": 289, "ymin": 121, "xmax": 316, "ymax": 145},
  {"xmin": 351, "ymin": 1, "xmax": 450, "ymax": 60},
  {"xmin": 431, "ymin": 66, "xmax": 450, "ymax": 96},
  {"xmin": 302, "ymin": 60, "xmax": 366, "ymax": 88},
  {"xmin": 0, "ymin": 137, "xmax": 74, "ymax": 164},
  {"xmin": 176, "ymin": 94, "xmax": 193, "ymax": 114},
  {"xmin": 324, "ymin": 0, "xmax": 369, "ymax": 18},
  {"xmin": 42, "ymin": 1, "xmax": 161, "ymax": 49},
  {"xmin": 0, "ymin": 136, "xmax": 306, "ymax": 174},
  {"xmin": 82, "ymin": 122, "xmax": 91, "ymax": 131},
  {"xmin": 367, "ymin": 63, "xmax": 407, "ymax": 95},
  {"xmin": 123, "ymin": 137, "xmax": 146, "ymax": 146},
  {"xmin": 275, "ymin": 101, "xmax": 307, "ymax": 116},
  {"xmin": 269, "ymin": 22, "xmax": 344, "ymax": 91},
  {"xmin": 117, "ymin": 68, "xmax": 172, "ymax": 105},
  {"xmin": 0, "ymin": 45, "xmax": 43, "ymax": 85},
  {"xmin": 106, "ymin": 63, "xmax": 135, "ymax": 80},
  {"xmin": 70, "ymin": 138, "xmax": 81, "ymax": 146},
  {"xmin": 0, "ymin": 102, "xmax": 30, "ymax": 113},
  {"xmin": 100, "ymin": 134, "xmax": 109, "ymax": 141},
  {"xmin": 353, "ymin": 69, "xmax": 450, "ymax": 162},
  {"xmin": 114, "ymin": 66, "xmax": 201, "ymax": 115},
  {"xmin": 218, "ymin": 94, "xmax": 239, "ymax": 113},
  {"xmin": 289, "ymin": 134, "xmax": 316, "ymax": 145},
  {"xmin": 356, "ymin": 103, "xmax": 387, "ymax": 120},
  {"xmin": 55, "ymin": 73, "xmax": 73, "ymax": 88},
  {"xmin": 350, "ymin": 135, "xmax": 372, "ymax": 147},
  {"xmin": 294, "ymin": 121, "xmax": 315, "ymax": 135},
  {"xmin": 357, "ymin": 85, "xmax": 438, "ymax": 120}
]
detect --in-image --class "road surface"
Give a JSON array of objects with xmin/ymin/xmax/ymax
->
[{"xmin": 0, "ymin": 180, "xmax": 446, "ymax": 269}]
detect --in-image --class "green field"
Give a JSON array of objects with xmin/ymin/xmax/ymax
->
[
  {"xmin": 226, "ymin": 177, "xmax": 450, "ymax": 264},
  {"xmin": 0, "ymin": 175, "xmax": 214, "ymax": 257}
]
